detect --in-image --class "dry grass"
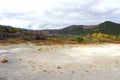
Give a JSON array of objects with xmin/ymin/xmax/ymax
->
[{"xmin": 0, "ymin": 38, "xmax": 120, "ymax": 45}]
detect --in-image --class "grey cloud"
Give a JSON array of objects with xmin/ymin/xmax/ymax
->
[
  {"xmin": 30, "ymin": 0, "xmax": 120, "ymax": 29},
  {"xmin": 1, "ymin": 12, "xmax": 37, "ymax": 20},
  {"xmin": 0, "ymin": 0, "xmax": 120, "ymax": 30}
]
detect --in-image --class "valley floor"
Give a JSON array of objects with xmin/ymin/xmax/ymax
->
[{"xmin": 0, "ymin": 43, "xmax": 120, "ymax": 80}]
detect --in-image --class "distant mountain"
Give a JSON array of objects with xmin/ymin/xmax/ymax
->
[
  {"xmin": 0, "ymin": 24, "xmax": 28, "ymax": 33},
  {"xmin": 0, "ymin": 25, "xmax": 12, "ymax": 32},
  {"xmin": 0, "ymin": 25, "xmax": 24, "ymax": 39},
  {"xmin": 0, "ymin": 21, "xmax": 120, "ymax": 40},
  {"xmin": 93, "ymin": 21, "xmax": 120, "ymax": 35},
  {"xmin": 48, "ymin": 21, "xmax": 120, "ymax": 35}
]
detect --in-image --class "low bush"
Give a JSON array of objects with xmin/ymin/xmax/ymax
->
[
  {"xmin": 76, "ymin": 36, "xmax": 84, "ymax": 42},
  {"xmin": 91, "ymin": 38, "xmax": 99, "ymax": 42}
]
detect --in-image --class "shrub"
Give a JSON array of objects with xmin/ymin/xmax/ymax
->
[
  {"xmin": 76, "ymin": 36, "xmax": 84, "ymax": 42},
  {"xmin": 7, "ymin": 39, "xmax": 18, "ymax": 44},
  {"xmin": 91, "ymin": 38, "xmax": 99, "ymax": 42},
  {"xmin": 109, "ymin": 34, "xmax": 117, "ymax": 40},
  {"xmin": 83, "ymin": 37, "xmax": 90, "ymax": 42}
]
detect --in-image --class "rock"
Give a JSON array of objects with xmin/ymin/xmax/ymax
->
[
  {"xmin": 38, "ymin": 48, "xmax": 41, "ymax": 50},
  {"xmin": 85, "ymin": 70, "xmax": 89, "ymax": 72},
  {"xmin": 19, "ymin": 59, "xmax": 22, "ymax": 60},
  {"xmin": 43, "ymin": 70, "xmax": 47, "ymax": 72},
  {"xmin": 0, "ymin": 58, "xmax": 8, "ymax": 63},
  {"xmin": 57, "ymin": 66, "xmax": 61, "ymax": 69},
  {"xmin": 72, "ymin": 71, "xmax": 75, "ymax": 74}
]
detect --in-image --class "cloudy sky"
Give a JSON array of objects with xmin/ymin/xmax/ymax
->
[{"xmin": 0, "ymin": 0, "xmax": 120, "ymax": 30}]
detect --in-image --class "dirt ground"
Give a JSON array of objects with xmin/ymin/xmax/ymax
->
[{"xmin": 0, "ymin": 43, "xmax": 120, "ymax": 80}]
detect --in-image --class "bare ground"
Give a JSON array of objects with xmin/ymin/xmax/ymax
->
[{"xmin": 0, "ymin": 43, "xmax": 120, "ymax": 80}]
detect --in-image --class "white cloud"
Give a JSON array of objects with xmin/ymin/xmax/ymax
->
[
  {"xmin": 0, "ymin": 0, "xmax": 57, "ymax": 14},
  {"xmin": 90, "ymin": 0, "xmax": 120, "ymax": 13},
  {"xmin": 0, "ymin": 18, "xmax": 30, "ymax": 28},
  {"xmin": 0, "ymin": 0, "xmax": 120, "ymax": 30}
]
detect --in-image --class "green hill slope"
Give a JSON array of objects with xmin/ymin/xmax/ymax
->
[
  {"xmin": 93, "ymin": 21, "xmax": 120, "ymax": 35},
  {"xmin": 48, "ymin": 21, "xmax": 120, "ymax": 35}
]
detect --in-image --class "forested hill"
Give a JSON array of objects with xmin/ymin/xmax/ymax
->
[
  {"xmin": 48, "ymin": 21, "xmax": 120, "ymax": 35},
  {"xmin": 0, "ymin": 21, "xmax": 120, "ymax": 40}
]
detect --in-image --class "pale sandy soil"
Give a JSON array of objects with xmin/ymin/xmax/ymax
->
[{"xmin": 0, "ymin": 43, "xmax": 120, "ymax": 80}]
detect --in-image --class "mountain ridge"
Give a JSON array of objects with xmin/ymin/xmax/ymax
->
[
  {"xmin": 0, "ymin": 21, "xmax": 120, "ymax": 37},
  {"xmin": 46, "ymin": 21, "xmax": 120, "ymax": 35}
]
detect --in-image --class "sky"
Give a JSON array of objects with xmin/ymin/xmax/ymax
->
[{"xmin": 0, "ymin": 0, "xmax": 120, "ymax": 30}]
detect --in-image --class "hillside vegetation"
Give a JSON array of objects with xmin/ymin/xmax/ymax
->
[{"xmin": 0, "ymin": 21, "xmax": 120, "ymax": 44}]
